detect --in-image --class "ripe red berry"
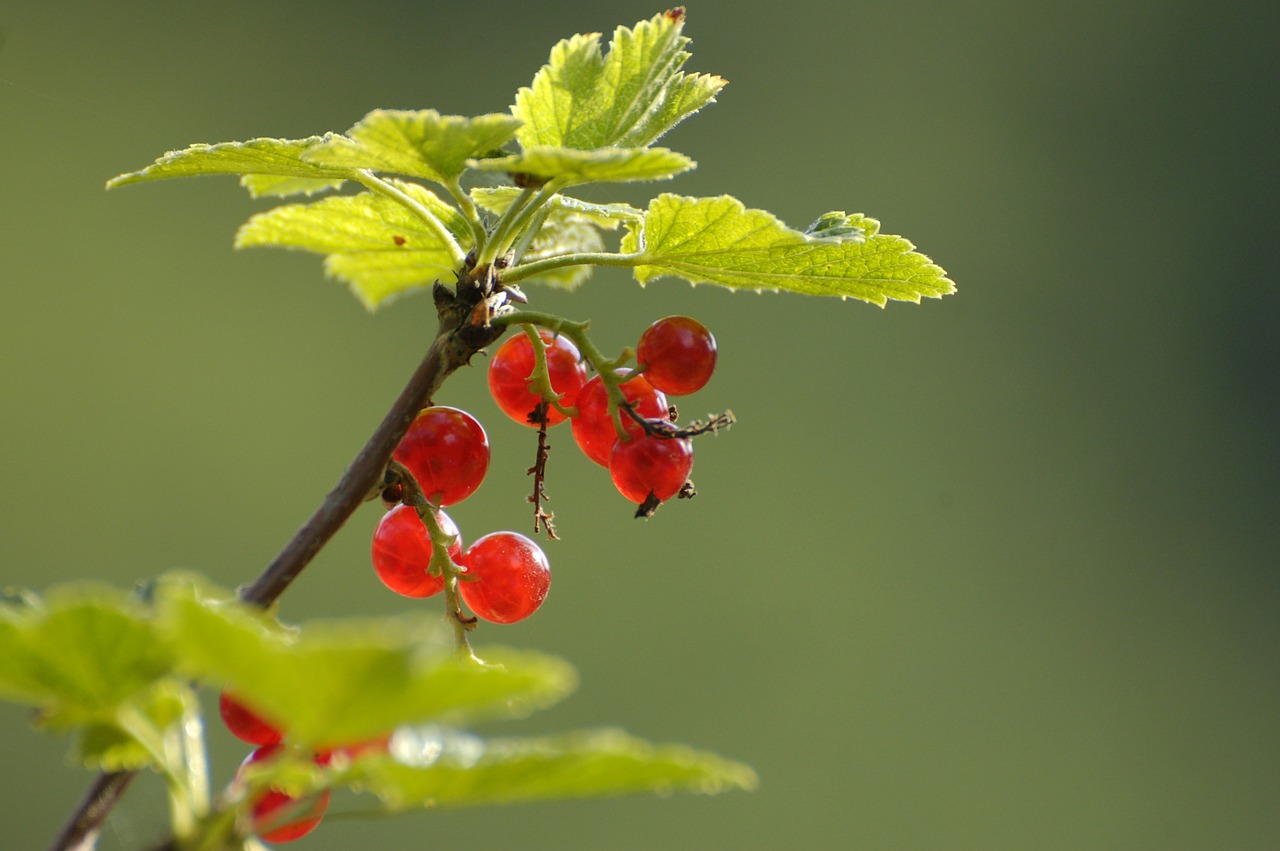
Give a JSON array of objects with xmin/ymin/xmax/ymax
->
[
  {"xmin": 571, "ymin": 370, "xmax": 668, "ymax": 467},
  {"xmin": 488, "ymin": 329, "xmax": 587, "ymax": 427},
  {"xmin": 392, "ymin": 406, "xmax": 489, "ymax": 505},
  {"xmin": 238, "ymin": 745, "xmax": 330, "ymax": 843},
  {"xmin": 219, "ymin": 691, "xmax": 283, "ymax": 746},
  {"xmin": 637, "ymin": 315, "xmax": 717, "ymax": 396},
  {"xmin": 609, "ymin": 434, "xmax": 694, "ymax": 504},
  {"xmin": 371, "ymin": 505, "xmax": 463, "ymax": 598},
  {"xmin": 458, "ymin": 532, "xmax": 550, "ymax": 624}
]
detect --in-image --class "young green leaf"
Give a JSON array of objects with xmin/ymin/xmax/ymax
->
[
  {"xmin": 0, "ymin": 587, "xmax": 191, "ymax": 771},
  {"xmin": 470, "ymin": 146, "xmax": 693, "ymax": 186},
  {"xmin": 513, "ymin": 9, "xmax": 725, "ymax": 150},
  {"xmin": 517, "ymin": 216, "xmax": 605, "ymax": 289},
  {"xmin": 620, "ymin": 194, "xmax": 956, "ymax": 305},
  {"xmin": 234, "ymin": 180, "xmax": 471, "ymax": 309},
  {"xmin": 348, "ymin": 727, "xmax": 757, "ymax": 809},
  {"xmin": 76, "ymin": 680, "xmax": 189, "ymax": 771},
  {"xmin": 0, "ymin": 589, "xmax": 176, "ymax": 720},
  {"xmin": 303, "ymin": 109, "xmax": 522, "ymax": 184},
  {"xmin": 160, "ymin": 581, "xmax": 578, "ymax": 748},
  {"xmin": 106, "ymin": 136, "xmax": 350, "ymax": 198}
]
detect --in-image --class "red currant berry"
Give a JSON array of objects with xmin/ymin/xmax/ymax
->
[
  {"xmin": 571, "ymin": 370, "xmax": 668, "ymax": 467},
  {"xmin": 238, "ymin": 745, "xmax": 330, "ymax": 843},
  {"xmin": 637, "ymin": 315, "xmax": 717, "ymax": 396},
  {"xmin": 392, "ymin": 406, "xmax": 489, "ymax": 505},
  {"xmin": 609, "ymin": 434, "xmax": 694, "ymax": 504},
  {"xmin": 458, "ymin": 532, "xmax": 550, "ymax": 624},
  {"xmin": 488, "ymin": 329, "xmax": 587, "ymax": 427},
  {"xmin": 371, "ymin": 505, "xmax": 462, "ymax": 598},
  {"xmin": 219, "ymin": 691, "xmax": 283, "ymax": 746}
]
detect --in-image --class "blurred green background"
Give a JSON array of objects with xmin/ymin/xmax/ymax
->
[{"xmin": 2, "ymin": 1, "xmax": 1276, "ymax": 848}]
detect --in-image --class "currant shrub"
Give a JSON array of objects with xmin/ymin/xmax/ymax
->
[
  {"xmin": 609, "ymin": 434, "xmax": 694, "ymax": 504},
  {"xmin": 636, "ymin": 316, "xmax": 718, "ymax": 396},
  {"xmin": 392, "ymin": 406, "xmax": 489, "ymax": 505},
  {"xmin": 370, "ymin": 504, "xmax": 462, "ymax": 598},
  {"xmin": 488, "ymin": 329, "xmax": 588, "ymax": 427},
  {"xmin": 571, "ymin": 370, "xmax": 669, "ymax": 467},
  {"xmin": 458, "ymin": 531, "xmax": 551, "ymax": 624},
  {"xmin": 219, "ymin": 691, "xmax": 283, "ymax": 747},
  {"xmin": 238, "ymin": 745, "xmax": 330, "ymax": 844}
]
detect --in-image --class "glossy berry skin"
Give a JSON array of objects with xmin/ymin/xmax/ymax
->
[
  {"xmin": 371, "ymin": 505, "xmax": 462, "ymax": 598},
  {"xmin": 609, "ymin": 434, "xmax": 694, "ymax": 504},
  {"xmin": 571, "ymin": 370, "xmax": 668, "ymax": 467},
  {"xmin": 637, "ymin": 315, "xmax": 717, "ymax": 396},
  {"xmin": 220, "ymin": 691, "xmax": 283, "ymax": 746},
  {"xmin": 392, "ymin": 406, "xmax": 489, "ymax": 505},
  {"xmin": 488, "ymin": 329, "xmax": 587, "ymax": 427},
  {"xmin": 239, "ymin": 745, "xmax": 330, "ymax": 843},
  {"xmin": 458, "ymin": 532, "xmax": 550, "ymax": 624}
]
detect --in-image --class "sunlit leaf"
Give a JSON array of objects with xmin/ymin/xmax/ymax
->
[
  {"xmin": 160, "ymin": 579, "xmax": 577, "ymax": 748},
  {"xmin": 470, "ymin": 146, "xmax": 693, "ymax": 186},
  {"xmin": 106, "ymin": 136, "xmax": 350, "ymax": 197},
  {"xmin": 347, "ymin": 726, "xmax": 757, "ymax": 808},
  {"xmin": 621, "ymin": 194, "xmax": 956, "ymax": 306},
  {"xmin": 514, "ymin": 9, "xmax": 725, "ymax": 149},
  {"xmin": 234, "ymin": 180, "xmax": 471, "ymax": 309},
  {"xmin": 304, "ymin": 110, "xmax": 522, "ymax": 183}
]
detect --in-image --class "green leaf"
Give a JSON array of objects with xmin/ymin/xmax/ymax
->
[
  {"xmin": 518, "ymin": 216, "xmax": 605, "ymax": 289},
  {"xmin": 106, "ymin": 136, "xmax": 350, "ymax": 198},
  {"xmin": 348, "ymin": 727, "xmax": 757, "ymax": 809},
  {"xmin": 76, "ymin": 680, "xmax": 189, "ymax": 771},
  {"xmin": 160, "ymin": 580, "xmax": 577, "ymax": 748},
  {"xmin": 234, "ymin": 180, "xmax": 471, "ymax": 309},
  {"xmin": 471, "ymin": 187, "xmax": 643, "ymax": 230},
  {"xmin": 514, "ymin": 9, "xmax": 725, "ymax": 149},
  {"xmin": 470, "ymin": 146, "xmax": 693, "ymax": 186},
  {"xmin": 0, "ymin": 588, "xmax": 175, "ymax": 718},
  {"xmin": 621, "ymin": 195, "xmax": 957, "ymax": 306},
  {"xmin": 303, "ymin": 109, "xmax": 522, "ymax": 183},
  {"xmin": 0, "ymin": 586, "xmax": 192, "ymax": 771}
]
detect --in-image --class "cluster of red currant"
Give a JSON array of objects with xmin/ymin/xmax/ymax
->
[
  {"xmin": 218, "ymin": 691, "xmax": 382, "ymax": 842},
  {"xmin": 488, "ymin": 315, "xmax": 718, "ymax": 508},
  {"xmin": 371, "ymin": 406, "xmax": 552, "ymax": 624}
]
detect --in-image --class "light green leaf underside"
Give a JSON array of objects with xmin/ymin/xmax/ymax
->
[
  {"xmin": 351, "ymin": 727, "xmax": 757, "ymax": 809},
  {"xmin": 519, "ymin": 216, "xmax": 605, "ymax": 289},
  {"xmin": 77, "ymin": 680, "xmax": 189, "ymax": 771},
  {"xmin": 470, "ymin": 146, "xmax": 693, "ymax": 186},
  {"xmin": 0, "ymin": 590, "xmax": 174, "ymax": 717},
  {"xmin": 162, "ymin": 581, "xmax": 578, "ymax": 748},
  {"xmin": 241, "ymin": 174, "xmax": 347, "ymax": 199},
  {"xmin": 622, "ymin": 195, "xmax": 956, "ymax": 306},
  {"xmin": 0, "ymin": 587, "xmax": 189, "ymax": 771},
  {"xmin": 234, "ymin": 180, "xmax": 471, "ymax": 310},
  {"xmin": 514, "ymin": 10, "xmax": 725, "ymax": 149},
  {"xmin": 471, "ymin": 187, "xmax": 642, "ymax": 230},
  {"xmin": 106, "ymin": 136, "xmax": 351, "ymax": 198},
  {"xmin": 304, "ymin": 109, "xmax": 522, "ymax": 183}
]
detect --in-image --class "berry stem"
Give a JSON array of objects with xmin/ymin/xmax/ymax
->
[
  {"xmin": 387, "ymin": 459, "xmax": 479, "ymax": 657},
  {"xmin": 495, "ymin": 310, "xmax": 644, "ymax": 442},
  {"xmin": 519, "ymin": 323, "xmax": 579, "ymax": 419}
]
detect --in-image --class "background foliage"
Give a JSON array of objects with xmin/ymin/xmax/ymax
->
[{"xmin": 2, "ymin": 0, "xmax": 1277, "ymax": 848}]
